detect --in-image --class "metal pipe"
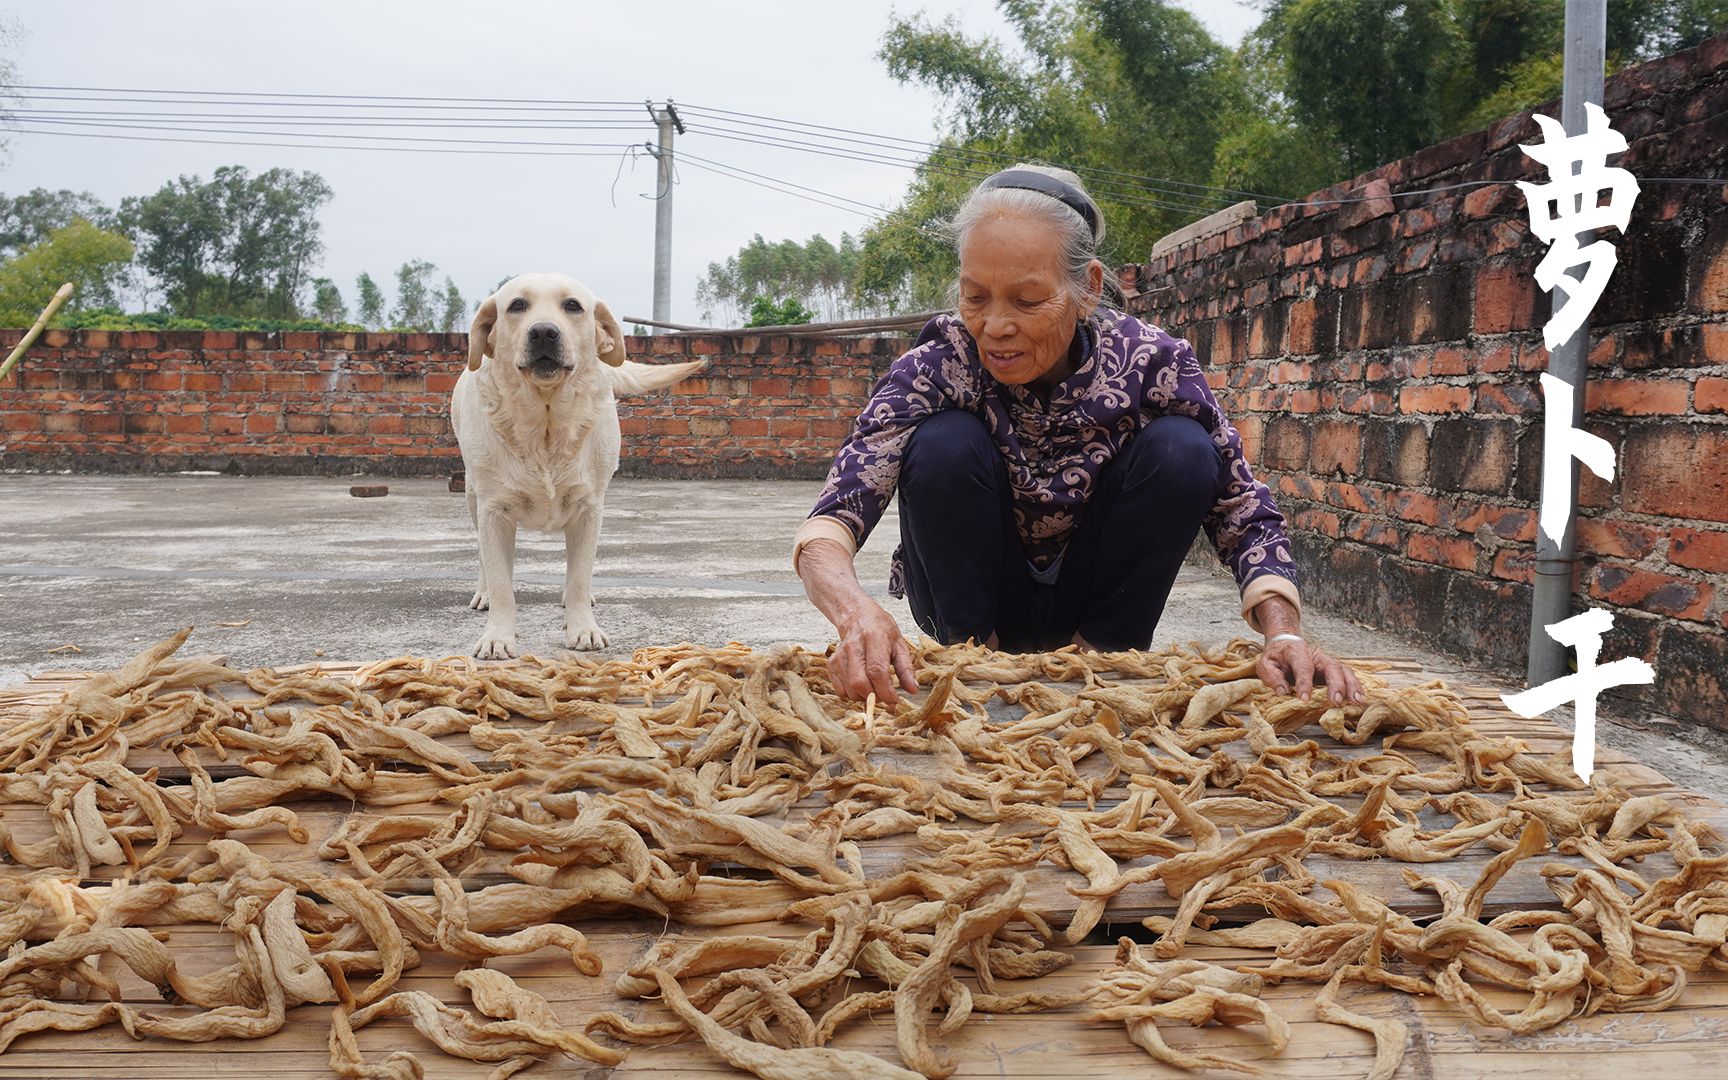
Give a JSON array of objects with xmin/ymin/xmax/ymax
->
[{"xmin": 1526, "ymin": 0, "xmax": 1607, "ymax": 686}]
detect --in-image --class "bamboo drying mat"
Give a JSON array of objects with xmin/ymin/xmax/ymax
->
[{"xmin": 1, "ymin": 651, "xmax": 1725, "ymax": 1078}]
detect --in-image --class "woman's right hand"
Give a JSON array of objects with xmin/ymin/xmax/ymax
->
[
  {"xmin": 831, "ymin": 600, "xmax": 919, "ymax": 706},
  {"xmin": 797, "ymin": 535, "xmax": 919, "ymax": 706}
]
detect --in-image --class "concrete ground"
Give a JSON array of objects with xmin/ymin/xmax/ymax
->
[{"xmin": 2, "ymin": 473, "xmax": 1724, "ymax": 797}]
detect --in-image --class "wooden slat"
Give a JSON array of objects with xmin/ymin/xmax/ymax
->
[
  {"xmin": 5, "ymin": 649, "xmax": 1728, "ymax": 1078},
  {"xmin": 3, "ymin": 930, "xmax": 1726, "ymax": 1078}
]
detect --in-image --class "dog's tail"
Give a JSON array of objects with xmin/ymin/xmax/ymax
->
[{"xmin": 607, "ymin": 359, "xmax": 708, "ymax": 396}]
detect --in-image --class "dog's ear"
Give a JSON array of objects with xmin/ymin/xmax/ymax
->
[
  {"xmin": 467, "ymin": 294, "xmax": 498, "ymax": 372},
  {"xmin": 592, "ymin": 298, "xmax": 626, "ymax": 367}
]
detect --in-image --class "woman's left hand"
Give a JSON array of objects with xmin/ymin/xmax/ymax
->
[{"xmin": 1257, "ymin": 637, "xmax": 1365, "ymax": 705}]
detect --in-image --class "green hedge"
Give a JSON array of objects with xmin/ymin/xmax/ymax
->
[{"xmin": 51, "ymin": 308, "xmax": 368, "ymax": 333}]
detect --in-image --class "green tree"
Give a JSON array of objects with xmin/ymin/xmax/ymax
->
[
  {"xmin": 117, "ymin": 165, "xmax": 331, "ymax": 318},
  {"xmin": 391, "ymin": 259, "xmax": 438, "ymax": 330},
  {"xmin": 1255, "ymin": 0, "xmax": 1728, "ymax": 160},
  {"xmin": 211, "ymin": 166, "xmax": 332, "ymax": 317},
  {"xmin": 437, "ymin": 275, "xmax": 465, "ymax": 333},
  {"xmin": 0, "ymin": 220, "xmax": 134, "ymax": 324},
  {"xmin": 745, "ymin": 295, "xmax": 817, "ymax": 327},
  {"xmin": 860, "ymin": 1, "xmax": 1255, "ymax": 309},
  {"xmin": 1258, "ymin": 0, "xmax": 1462, "ymax": 177},
  {"xmin": 310, "ymin": 277, "xmax": 347, "ymax": 324},
  {"xmin": 0, "ymin": 189, "xmax": 117, "ymax": 257},
  {"xmin": 696, "ymin": 231, "xmax": 864, "ymax": 323},
  {"xmin": 1203, "ymin": 23, "xmax": 1344, "ymax": 203},
  {"xmin": 356, "ymin": 272, "xmax": 385, "ymax": 329},
  {"xmin": 1609, "ymin": 0, "xmax": 1728, "ymax": 62},
  {"xmin": 117, "ymin": 175, "xmax": 225, "ymax": 316}
]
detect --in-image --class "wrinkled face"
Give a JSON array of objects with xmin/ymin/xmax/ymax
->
[
  {"xmin": 956, "ymin": 211, "xmax": 1093, "ymax": 389},
  {"xmin": 468, "ymin": 272, "xmax": 624, "ymax": 382}
]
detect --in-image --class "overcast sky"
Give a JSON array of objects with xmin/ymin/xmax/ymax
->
[{"xmin": 1, "ymin": 0, "xmax": 1262, "ymax": 326}]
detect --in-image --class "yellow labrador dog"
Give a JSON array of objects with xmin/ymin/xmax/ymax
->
[{"xmin": 452, "ymin": 272, "xmax": 704, "ymax": 658}]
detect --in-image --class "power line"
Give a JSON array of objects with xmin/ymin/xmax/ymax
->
[
  {"xmin": 686, "ymin": 119, "xmax": 1238, "ymax": 214},
  {"xmin": 8, "ymin": 117, "xmax": 642, "ymax": 149},
  {"xmin": 1, "ymin": 93, "xmax": 645, "ymax": 114},
  {"xmin": 677, "ymin": 102, "xmax": 1293, "ymax": 204},
  {"xmin": 672, "ymin": 156, "xmax": 943, "ymax": 245},
  {"xmin": 681, "ymin": 126, "xmax": 1234, "ymax": 218},
  {"xmin": 2, "ymin": 96, "xmax": 1235, "ymax": 215},
  {"xmin": 675, "ymin": 157, "xmax": 881, "ymax": 220},
  {"xmin": 1, "ymin": 83, "xmax": 1274, "ymax": 206},
  {"xmin": 0, "ymin": 84, "xmax": 642, "ymax": 106},
  {"xmin": 5, "ymin": 126, "xmax": 633, "ymax": 157},
  {"xmin": 3, "ymin": 115, "xmax": 1233, "ymax": 217},
  {"xmin": 675, "ymin": 150, "xmax": 914, "ymax": 222},
  {"xmin": 8, "ymin": 108, "xmax": 652, "ymax": 127},
  {"xmin": 5, "ymin": 84, "xmax": 1716, "ymax": 213}
]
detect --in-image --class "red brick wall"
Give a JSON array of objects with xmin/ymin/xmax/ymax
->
[
  {"xmin": 1123, "ymin": 32, "xmax": 1728, "ymax": 730},
  {"xmin": 0, "ymin": 329, "xmax": 909, "ymax": 478}
]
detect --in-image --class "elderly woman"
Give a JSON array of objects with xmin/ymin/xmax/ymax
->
[{"xmin": 793, "ymin": 164, "xmax": 1363, "ymax": 707}]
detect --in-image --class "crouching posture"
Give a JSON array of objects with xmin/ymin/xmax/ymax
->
[
  {"xmin": 451, "ymin": 272, "xmax": 704, "ymax": 658},
  {"xmin": 792, "ymin": 165, "xmax": 1365, "ymax": 706}
]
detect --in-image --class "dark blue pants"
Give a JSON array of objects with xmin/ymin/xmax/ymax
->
[{"xmin": 897, "ymin": 410, "xmax": 1225, "ymax": 652}]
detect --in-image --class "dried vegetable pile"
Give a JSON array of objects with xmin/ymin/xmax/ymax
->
[{"xmin": 1, "ymin": 627, "xmax": 1725, "ymax": 1079}]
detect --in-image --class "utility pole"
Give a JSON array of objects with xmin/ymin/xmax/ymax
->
[
  {"xmin": 1526, "ymin": 0, "xmax": 1606, "ymax": 686},
  {"xmin": 645, "ymin": 100, "xmax": 684, "ymax": 334}
]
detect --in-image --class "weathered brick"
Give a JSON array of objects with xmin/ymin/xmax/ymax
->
[
  {"xmin": 1693, "ymin": 215, "xmax": 1728, "ymax": 315},
  {"xmin": 1261, "ymin": 416, "xmax": 1310, "ymax": 470},
  {"xmin": 1620, "ymin": 427, "xmax": 1728, "ymax": 522},
  {"xmin": 1338, "ymin": 280, "xmax": 1397, "ymax": 350},
  {"xmin": 1407, "ymin": 531, "xmax": 1477, "ymax": 570},
  {"xmin": 1596, "ymin": 221, "xmax": 1688, "ymax": 324},
  {"xmin": 1379, "ymin": 558, "xmax": 1450, "ymax": 638},
  {"xmin": 1696, "ymin": 376, "xmax": 1728, "ymax": 413},
  {"xmin": 1656, "ymin": 622, "xmax": 1728, "ymax": 730},
  {"xmin": 1398, "ymin": 269, "xmax": 1473, "ymax": 345},
  {"xmin": 1440, "ymin": 574, "xmax": 1529, "ymax": 659},
  {"xmin": 1474, "ymin": 262, "xmax": 1540, "ymax": 334},
  {"xmin": 1475, "ymin": 380, "xmax": 1541, "ymax": 415},
  {"xmin": 1343, "ymin": 517, "xmax": 1401, "ymax": 549},
  {"xmin": 1669, "ymin": 526, "xmax": 1728, "ymax": 573},
  {"xmin": 1392, "ymin": 491, "xmax": 1442, "ymax": 526},
  {"xmin": 1585, "ymin": 564, "xmax": 1714, "ymax": 620},
  {"xmin": 1428, "ymin": 419, "xmax": 1519, "ymax": 497},
  {"xmin": 1399, "ymin": 385, "xmax": 1471, "ymax": 414},
  {"xmin": 1576, "ymin": 518, "xmax": 1661, "ymax": 560},
  {"xmin": 1491, "ymin": 548, "xmax": 1534, "ymax": 583},
  {"xmin": 1309, "ymin": 421, "xmax": 1362, "ymax": 476},
  {"xmin": 1584, "ymin": 377, "xmax": 1693, "ymax": 415},
  {"xmin": 1619, "ymin": 324, "xmax": 1703, "ymax": 370},
  {"xmin": 1247, "ymin": 304, "xmax": 1285, "ymax": 359},
  {"xmin": 1294, "ymin": 508, "xmax": 1342, "ymax": 537}
]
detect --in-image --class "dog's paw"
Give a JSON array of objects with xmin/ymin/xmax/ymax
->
[
  {"xmin": 473, "ymin": 628, "xmax": 517, "ymax": 659},
  {"xmin": 564, "ymin": 615, "xmax": 609, "ymax": 651},
  {"xmin": 469, "ymin": 590, "xmax": 490, "ymax": 611},
  {"xmin": 566, "ymin": 628, "xmax": 610, "ymax": 651}
]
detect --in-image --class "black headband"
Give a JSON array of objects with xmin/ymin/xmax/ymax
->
[{"xmin": 976, "ymin": 169, "xmax": 1100, "ymax": 240}]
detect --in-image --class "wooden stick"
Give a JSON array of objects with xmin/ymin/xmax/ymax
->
[
  {"xmin": 622, "ymin": 309, "xmax": 939, "ymax": 336},
  {"xmin": 0, "ymin": 282, "xmax": 75, "ymax": 383}
]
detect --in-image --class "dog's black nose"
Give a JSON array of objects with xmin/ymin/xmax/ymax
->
[{"xmin": 528, "ymin": 322, "xmax": 561, "ymax": 344}]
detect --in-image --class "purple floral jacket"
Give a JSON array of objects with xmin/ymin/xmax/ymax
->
[{"xmin": 807, "ymin": 309, "xmax": 1299, "ymax": 603}]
